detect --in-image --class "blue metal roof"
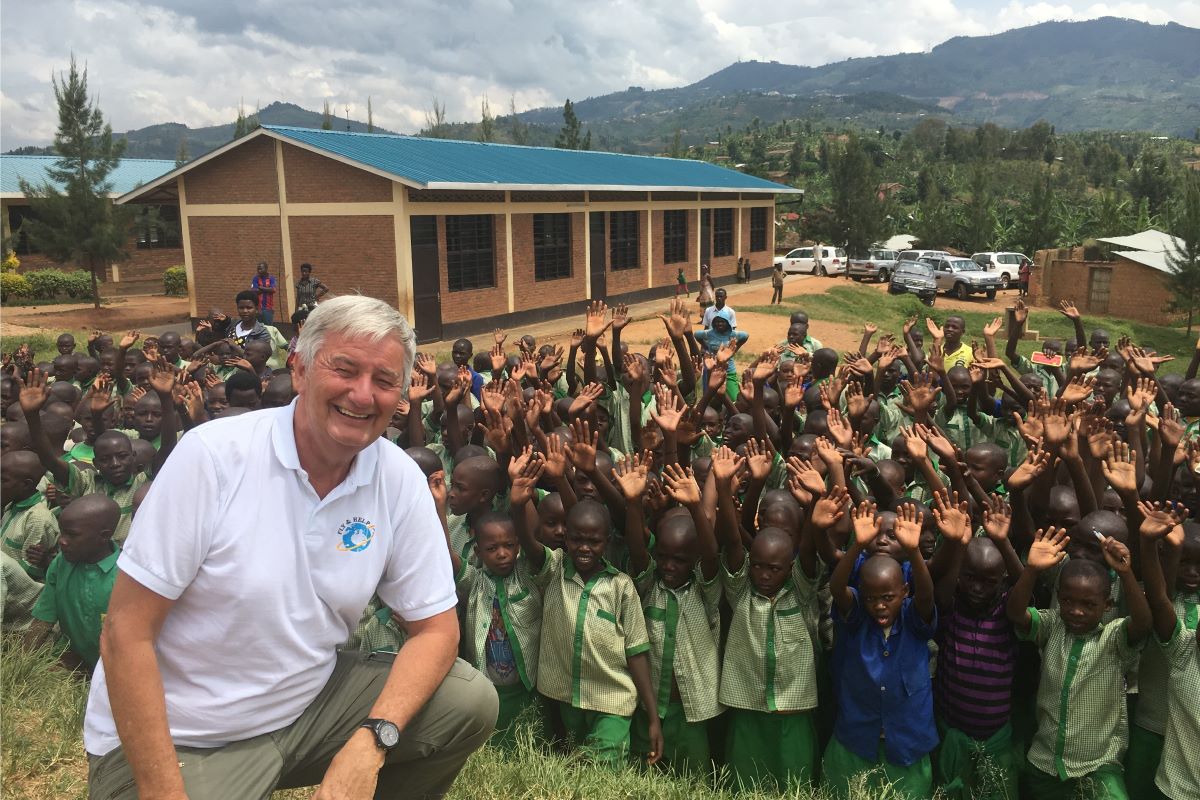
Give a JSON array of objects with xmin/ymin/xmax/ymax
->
[
  {"xmin": 264, "ymin": 125, "xmax": 798, "ymax": 194},
  {"xmin": 0, "ymin": 155, "xmax": 175, "ymax": 197}
]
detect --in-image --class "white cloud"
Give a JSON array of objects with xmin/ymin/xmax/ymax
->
[{"xmin": 0, "ymin": 0, "xmax": 1195, "ymax": 149}]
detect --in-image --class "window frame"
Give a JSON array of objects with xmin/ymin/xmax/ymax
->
[
  {"xmin": 662, "ymin": 210, "xmax": 688, "ymax": 265},
  {"xmin": 749, "ymin": 207, "xmax": 768, "ymax": 252},
  {"xmin": 135, "ymin": 205, "xmax": 182, "ymax": 250},
  {"xmin": 445, "ymin": 214, "xmax": 496, "ymax": 292},
  {"xmin": 533, "ymin": 213, "xmax": 572, "ymax": 282},
  {"xmin": 713, "ymin": 208, "xmax": 734, "ymax": 257},
  {"xmin": 609, "ymin": 211, "xmax": 640, "ymax": 271}
]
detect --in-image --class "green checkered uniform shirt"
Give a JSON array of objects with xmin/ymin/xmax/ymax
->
[
  {"xmin": 935, "ymin": 406, "xmax": 983, "ymax": 454},
  {"xmin": 1134, "ymin": 591, "xmax": 1198, "ymax": 735},
  {"xmin": 1155, "ymin": 621, "xmax": 1200, "ymax": 800},
  {"xmin": 535, "ymin": 548, "xmax": 650, "ymax": 716},
  {"xmin": 1, "ymin": 492, "xmax": 58, "ymax": 580},
  {"xmin": 1012, "ymin": 355, "xmax": 1060, "ymax": 399},
  {"xmin": 719, "ymin": 555, "xmax": 820, "ymax": 713},
  {"xmin": 1, "ymin": 551, "xmax": 43, "ymax": 632},
  {"xmin": 348, "ymin": 595, "xmax": 407, "ymax": 654},
  {"xmin": 1019, "ymin": 608, "xmax": 1142, "ymax": 780},
  {"xmin": 457, "ymin": 548, "xmax": 550, "ymax": 691},
  {"xmin": 635, "ymin": 564, "xmax": 723, "ymax": 723},
  {"xmin": 66, "ymin": 463, "xmax": 149, "ymax": 545}
]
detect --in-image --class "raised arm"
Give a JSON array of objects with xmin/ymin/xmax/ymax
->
[
  {"xmin": 895, "ymin": 504, "xmax": 934, "ymax": 623},
  {"xmin": 613, "ymin": 455, "xmax": 651, "ymax": 577},
  {"xmin": 1138, "ymin": 501, "xmax": 1189, "ymax": 642},
  {"xmin": 1007, "ymin": 527, "xmax": 1069, "ymax": 633},
  {"xmin": 17, "ymin": 369, "xmax": 70, "ymax": 486},
  {"xmin": 509, "ymin": 449, "xmax": 547, "ymax": 572},
  {"xmin": 831, "ymin": 500, "xmax": 877, "ymax": 617},
  {"xmin": 711, "ymin": 446, "xmax": 747, "ymax": 571}
]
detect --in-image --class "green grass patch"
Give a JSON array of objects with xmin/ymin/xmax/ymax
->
[
  {"xmin": 745, "ymin": 284, "xmax": 1195, "ymax": 374},
  {"xmin": 1, "ymin": 331, "xmax": 91, "ymax": 365},
  {"xmin": 1, "ymin": 640, "xmax": 931, "ymax": 799}
]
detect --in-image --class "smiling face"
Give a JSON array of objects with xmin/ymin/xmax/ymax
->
[
  {"xmin": 292, "ymin": 331, "xmax": 408, "ymax": 457},
  {"xmin": 94, "ymin": 434, "xmax": 136, "ymax": 486}
]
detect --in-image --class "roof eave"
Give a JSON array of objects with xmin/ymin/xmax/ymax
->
[{"xmin": 423, "ymin": 181, "xmax": 801, "ymax": 194}]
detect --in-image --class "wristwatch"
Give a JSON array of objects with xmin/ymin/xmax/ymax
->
[{"xmin": 360, "ymin": 718, "xmax": 401, "ymax": 751}]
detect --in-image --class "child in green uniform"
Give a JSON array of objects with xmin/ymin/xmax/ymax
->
[
  {"xmin": 532, "ymin": 494, "xmax": 661, "ymax": 767},
  {"xmin": 0, "ymin": 450, "xmax": 59, "ymax": 580},
  {"xmin": 456, "ymin": 453, "xmax": 549, "ymax": 746},
  {"xmin": 614, "ymin": 459, "xmax": 722, "ymax": 774},
  {"xmin": 1139, "ymin": 502, "xmax": 1200, "ymax": 800},
  {"xmin": 1, "ymin": 551, "xmax": 43, "ymax": 632},
  {"xmin": 712, "ymin": 445, "xmax": 834, "ymax": 791},
  {"xmin": 24, "ymin": 494, "xmax": 121, "ymax": 672},
  {"xmin": 446, "ymin": 455, "xmax": 504, "ymax": 564},
  {"xmin": 1008, "ymin": 527, "xmax": 1150, "ymax": 800}
]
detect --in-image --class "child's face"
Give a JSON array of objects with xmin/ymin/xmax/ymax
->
[
  {"xmin": 957, "ymin": 546, "xmax": 1006, "ymax": 613},
  {"xmin": 949, "ymin": 373, "xmax": 972, "ymax": 404},
  {"xmin": 57, "ymin": 518, "xmax": 112, "ymax": 564},
  {"xmin": 448, "ymin": 465, "xmax": 491, "ymax": 516},
  {"xmin": 867, "ymin": 512, "xmax": 905, "ymax": 560},
  {"xmin": 861, "ymin": 565, "xmax": 908, "ymax": 628},
  {"xmin": 572, "ymin": 469, "xmax": 598, "ymax": 501},
  {"xmin": 655, "ymin": 528, "xmax": 699, "ymax": 589},
  {"xmin": 236, "ymin": 299, "xmax": 258, "ymax": 325},
  {"xmin": 474, "ymin": 522, "xmax": 518, "ymax": 577},
  {"xmin": 1178, "ymin": 535, "xmax": 1200, "ymax": 593},
  {"xmin": 943, "ymin": 317, "xmax": 965, "ymax": 344},
  {"xmin": 965, "ymin": 451, "xmax": 1003, "ymax": 491},
  {"xmin": 565, "ymin": 518, "xmax": 608, "ymax": 578},
  {"xmin": 702, "ymin": 407, "xmax": 721, "ymax": 440},
  {"xmin": 133, "ymin": 397, "xmax": 164, "ymax": 440},
  {"xmin": 712, "ymin": 317, "xmax": 731, "ymax": 335},
  {"xmin": 1057, "ymin": 575, "xmax": 1111, "ymax": 635},
  {"xmin": 228, "ymin": 388, "xmax": 260, "ymax": 409},
  {"xmin": 594, "ymin": 405, "xmax": 611, "ymax": 440},
  {"xmin": 1178, "ymin": 380, "xmax": 1200, "ymax": 417},
  {"xmin": 748, "ymin": 536, "xmax": 793, "ymax": 597},
  {"xmin": 75, "ymin": 359, "xmax": 99, "ymax": 383},
  {"xmin": 56, "ymin": 335, "xmax": 75, "ymax": 355},
  {"xmin": 246, "ymin": 342, "xmax": 272, "ymax": 371},
  {"xmin": 94, "ymin": 438, "xmax": 136, "ymax": 486},
  {"xmin": 52, "ymin": 357, "xmax": 76, "ymax": 382},
  {"xmin": 451, "ymin": 341, "xmax": 472, "ymax": 368},
  {"xmin": 723, "ymin": 414, "xmax": 751, "ymax": 449},
  {"xmin": 536, "ymin": 497, "xmax": 567, "ymax": 550},
  {"xmin": 205, "ymin": 385, "xmax": 229, "ymax": 415}
]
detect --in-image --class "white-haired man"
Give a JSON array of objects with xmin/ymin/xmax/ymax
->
[{"xmin": 87, "ymin": 295, "xmax": 497, "ymax": 799}]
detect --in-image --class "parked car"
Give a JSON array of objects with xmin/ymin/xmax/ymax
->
[
  {"xmin": 774, "ymin": 245, "xmax": 847, "ymax": 276},
  {"xmin": 888, "ymin": 261, "xmax": 937, "ymax": 305},
  {"xmin": 847, "ymin": 249, "xmax": 898, "ymax": 282},
  {"xmin": 920, "ymin": 255, "xmax": 1000, "ymax": 300},
  {"xmin": 896, "ymin": 249, "xmax": 951, "ymax": 263},
  {"xmin": 970, "ymin": 252, "xmax": 1030, "ymax": 290}
]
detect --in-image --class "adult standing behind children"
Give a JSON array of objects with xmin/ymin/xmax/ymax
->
[
  {"xmin": 296, "ymin": 262, "xmax": 329, "ymax": 312},
  {"xmin": 85, "ymin": 295, "xmax": 498, "ymax": 799},
  {"xmin": 250, "ymin": 261, "xmax": 278, "ymax": 324},
  {"xmin": 701, "ymin": 288, "xmax": 737, "ymax": 330}
]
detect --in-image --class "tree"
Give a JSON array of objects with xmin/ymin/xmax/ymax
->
[
  {"xmin": 555, "ymin": 99, "xmax": 583, "ymax": 149},
  {"xmin": 478, "ymin": 96, "xmax": 495, "ymax": 143},
  {"xmin": 232, "ymin": 100, "xmax": 255, "ymax": 140},
  {"xmin": 961, "ymin": 163, "xmax": 993, "ymax": 253},
  {"xmin": 175, "ymin": 136, "xmax": 190, "ymax": 168},
  {"xmin": 788, "ymin": 139, "xmax": 805, "ymax": 178},
  {"xmin": 508, "ymin": 95, "xmax": 528, "ymax": 146},
  {"xmin": 667, "ymin": 129, "xmax": 683, "ymax": 159},
  {"xmin": 1016, "ymin": 170, "xmax": 1059, "ymax": 258},
  {"xmin": 1129, "ymin": 146, "xmax": 1178, "ymax": 217},
  {"xmin": 424, "ymin": 98, "xmax": 447, "ymax": 138},
  {"xmin": 367, "ymin": 96, "xmax": 375, "ymax": 133},
  {"xmin": 1165, "ymin": 173, "xmax": 1200, "ymax": 333},
  {"xmin": 321, "ymin": 100, "xmax": 333, "ymax": 130},
  {"xmin": 17, "ymin": 56, "xmax": 135, "ymax": 309},
  {"xmin": 826, "ymin": 133, "xmax": 885, "ymax": 256}
]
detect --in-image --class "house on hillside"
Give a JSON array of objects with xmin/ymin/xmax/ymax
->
[
  {"xmin": 116, "ymin": 126, "xmax": 800, "ymax": 342},
  {"xmin": 1028, "ymin": 229, "xmax": 1185, "ymax": 324},
  {"xmin": 1, "ymin": 155, "xmax": 179, "ymax": 292}
]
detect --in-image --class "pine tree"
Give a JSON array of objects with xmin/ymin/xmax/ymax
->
[
  {"xmin": 321, "ymin": 100, "xmax": 333, "ymax": 130},
  {"xmin": 424, "ymin": 98, "xmax": 447, "ymax": 138},
  {"xmin": 175, "ymin": 136, "xmax": 190, "ymax": 168},
  {"xmin": 478, "ymin": 96, "xmax": 495, "ymax": 143},
  {"xmin": 555, "ymin": 100, "xmax": 582, "ymax": 149},
  {"xmin": 1165, "ymin": 174, "xmax": 1200, "ymax": 333},
  {"xmin": 508, "ymin": 95, "xmax": 528, "ymax": 146},
  {"xmin": 668, "ymin": 129, "xmax": 683, "ymax": 158},
  {"xmin": 233, "ymin": 101, "xmax": 248, "ymax": 140},
  {"xmin": 367, "ymin": 96, "xmax": 375, "ymax": 133},
  {"xmin": 16, "ymin": 56, "xmax": 134, "ymax": 309},
  {"xmin": 827, "ymin": 133, "xmax": 886, "ymax": 256},
  {"xmin": 1018, "ymin": 170, "xmax": 1059, "ymax": 258}
]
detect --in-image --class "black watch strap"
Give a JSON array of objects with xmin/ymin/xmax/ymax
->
[{"xmin": 360, "ymin": 718, "xmax": 401, "ymax": 751}]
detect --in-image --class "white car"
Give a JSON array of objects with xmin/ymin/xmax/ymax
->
[
  {"xmin": 774, "ymin": 246, "xmax": 847, "ymax": 276},
  {"xmin": 970, "ymin": 252, "xmax": 1030, "ymax": 290}
]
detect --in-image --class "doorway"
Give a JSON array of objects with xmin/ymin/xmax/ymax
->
[
  {"xmin": 410, "ymin": 215, "xmax": 442, "ymax": 343},
  {"xmin": 589, "ymin": 212, "xmax": 606, "ymax": 301}
]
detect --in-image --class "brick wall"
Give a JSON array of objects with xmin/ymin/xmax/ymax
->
[
  {"xmin": 288, "ymin": 215, "xmax": 397, "ymax": 313},
  {"xmin": 1032, "ymin": 257, "xmax": 1181, "ymax": 325},
  {"xmin": 437, "ymin": 214, "xmax": 510, "ymax": 325},
  {"xmin": 14, "ymin": 237, "xmax": 182, "ymax": 284},
  {"xmin": 188, "ymin": 216, "xmax": 283, "ymax": 315},
  {"xmin": 282, "ymin": 144, "xmax": 392, "ymax": 204},
  {"xmin": 186, "ymin": 136, "xmax": 278, "ymax": 205},
  {"xmin": 509, "ymin": 213, "xmax": 587, "ymax": 312},
  {"xmin": 603, "ymin": 210, "xmax": 648, "ymax": 296}
]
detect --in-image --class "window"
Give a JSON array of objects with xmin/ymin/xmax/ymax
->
[
  {"xmin": 662, "ymin": 210, "xmax": 687, "ymax": 265},
  {"xmin": 533, "ymin": 214, "xmax": 572, "ymax": 281},
  {"xmin": 713, "ymin": 208, "xmax": 734, "ymax": 257},
  {"xmin": 446, "ymin": 215, "xmax": 495, "ymax": 292},
  {"xmin": 750, "ymin": 207, "xmax": 767, "ymax": 252},
  {"xmin": 6, "ymin": 206, "xmax": 39, "ymax": 254},
  {"xmin": 136, "ymin": 205, "xmax": 181, "ymax": 249},
  {"xmin": 609, "ymin": 211, "xmax": 639, "ymax": 270}
]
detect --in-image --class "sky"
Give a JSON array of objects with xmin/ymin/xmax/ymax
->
[{"xmin": 2, "ymin": 0, "xmax": 1198, "ymax": 149}]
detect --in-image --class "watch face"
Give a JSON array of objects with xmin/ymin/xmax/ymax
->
[{"xmin": 378, "ymin": 721, "xmax": 401, "ymax": 748}]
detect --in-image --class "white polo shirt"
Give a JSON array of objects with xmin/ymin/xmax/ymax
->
[{"xmin": 83, "ymin": 400, "xmax": 457, "ymax": 754}]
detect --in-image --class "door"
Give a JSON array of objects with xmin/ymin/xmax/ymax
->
[
  {"xmin": 1088, "ymin": 267, "xmax": 1111, "ymax": 313},
  {"xmin": 788, "ymin": 248, "xmax": 812, "ymax": 273},
  {"xmin": 589, "ymin": 212, "xmax": 606, "ymax": 301},
  {"xmin": 700, "ymin": 209, "xmax": 711, "ymax": 269},
  {"xmin": 410, "ymin": 215, "xmax": 442, "ymax": 343}
]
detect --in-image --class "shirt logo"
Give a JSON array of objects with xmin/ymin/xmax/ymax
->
[{"xmin": 337, "ymin": 518, "xmax": 376, "ymax": 553}]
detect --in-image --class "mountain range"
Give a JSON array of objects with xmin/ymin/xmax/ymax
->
[{"xmin": 6, "ymin": 17, "xmax": 1197, "ymax": 160}]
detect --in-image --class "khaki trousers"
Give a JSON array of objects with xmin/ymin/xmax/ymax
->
[{"xmin": 88, "ymin": 652, "xmax": 498, "ymax": 799}]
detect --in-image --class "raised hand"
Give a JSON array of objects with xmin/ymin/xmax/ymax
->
[
  {"xmin": 613, "ymin": 453, "xmax": 650, "ymax": 500},
  {"xmin": 1057, "ymin": 300, "xmax": 1080, "ymax": 320},
  {"xmin": 611, "ymin": 303, "xmax": 630, "ymax": 331},
  {"xmin": 649, "ymin": 387, "xmax": 685, "ymax": 434},
  {"xmin": 119, "ymin": 330, "xmax": 141, "ymax": 350},
  {"xmin": 1012, "ymin": 299, "xmax": 1029, "ymax": 325},
  {"xmin": 894, "ymin": 503, "xmax": 925, "ymax": 552},
  {"xmin": 714, "ymin": 339, "xmax": 738, "ymax": 365},
  {"xmin": 662, "ymin": 462, "xmax": 702, "ymax": 506},
  {"xmin": 850, "ymin": 500, "xmax": 880, "ymax": 547},
  {"xmin": 1068, "ymin": 346, "xmax": 1101, "ymax": 374},
  {"xmin": 915, "ymin": 423, "xmax": 957, "ymax": 463},
  {"xmin": 783, "ymin": 371, "xmax": 805, "ymax": 409},
  {"xmin": 1137, "ymin": 500, "xmax": 1188, "ymax": 541},
  {"xmin": 1159, "ymin": 403, "xmax": 1187, "ymax": 451},
  {"xmin": 982, "ymin": 316, "xmax": 1003, "ymax": 338},
  {"xmin": 480, "ymin": 380, "xmax": 506, "ymax": 415},
  {"xmin": 415, "ymin": 352, "xmax": 437, "ymax": 377},
  {"xmin": 1060, "ymin": 375, "xmax": 1095, "ymax": 405},
  {"xmin": 814, "ymin": 435, "xmax": 843, "ymax": 467},
  {"xmin": 1100, "ymin": 537, "xmax": 1133, "ymax": 574},
  {"xmin": 148, "ymin": 359, "xmax": 179, "ymax": 396},
  {"xmin": 569, "ymin": 382, "xmax": 605, "ymax": 417},
  {"xmin": 17, "ymin": 368, "xmax": 50, "ymax": 416},
  {"xmin": 567, "ymin": 418, "xmax": 599, "ymax": 473},
  {"xmin": 982, "ymin": 494, "xmax": 1012, "ymax": 542},
  {"xmin": 826, "ymin": 407, "xmax": 854, "ymax": 448},
  {"xmin": 542, "ymin": 434, "xmax": 569, "ymax": 479},
  {"xmin": 925, "ymin": 317, "xmax": 944, "ymax": 341},
  {"xmin": 710, "ymin": 445, "xmax": 746, "ymax": 486},
  {"xmin": 408, "ymin": 371, "xmax": 434, "ymax": 403},
  {"xmin": 88, "ymin": 374, "xmax": 116, "ymax": 415},
  {"xmin": 510, "ymin": 449, "xmax": 546, "ymax": 507},
  {"xmin": 932, "ymin": 490, "xmax": 972, "ymax": 544},
  {"xmin": 1027, "ymin": 527, "xmax": 1070, "ymax": 571},
  {"xmin": 899, "ymin": 425, "xmax": 928, "ymax": 463},
  {"xmin": 657, "ymin": 298, "xmax": 691, "ymax": 339},
  {"xmin": 1007, "ymin": 440, "xmax": 1051, "ymax": 490},
  {"xmin": 584, "ymin": 300, "xmax": 612, "ymax": 340},
  {"xmin": 745, "ymin": 438, "xmax": 775, "ymax": 482},
  {"xmin": 809, "ymin": 483, "xmax": 849, "ymax": 528}
]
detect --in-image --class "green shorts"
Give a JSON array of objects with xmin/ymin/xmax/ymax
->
[
  {"xmin": 631, "ymin": 699, "xmax": 712, "ymax": 776},
  {"xmin": 935, "ymin": 721, "xmax": 1018, "ymax": 800},
  {"xmin": 1023, "ymin": 762, "xmax": 1128, "ymax": 800},
  {"xmin": 822, "ymin": 735, "xmax": 933, "ymax": 800},
  {"xmin": 557, "ymin": 702, "xmax": 631, "ymax": 768},
  {"xmin": 491, "ymin": 681, "xmax": 544, "ymax": 748},
  {"xmin": 725, "ymin": 708, "xmax": 817, "ymax": 792}
]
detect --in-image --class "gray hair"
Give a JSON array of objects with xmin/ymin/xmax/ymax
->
[{"xmin": 294, "ymin": 295, "xmax": 415, "ymax": 388}]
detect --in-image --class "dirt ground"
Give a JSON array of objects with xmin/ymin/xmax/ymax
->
[{"xmin": 0, "ymin": 295, "xmax": 191, "ymax": 338}]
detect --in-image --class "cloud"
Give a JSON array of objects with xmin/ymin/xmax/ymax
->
[{"xmin": 0, "ymin": 0, "xmax": 1195, "ymax": 149}]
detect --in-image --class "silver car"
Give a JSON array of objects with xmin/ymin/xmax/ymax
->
[{"xmin": 920, "ymin": 256, "xmax": 1000, "ymax": 300}]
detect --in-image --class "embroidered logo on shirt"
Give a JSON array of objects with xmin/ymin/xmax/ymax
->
[{"xmin": 337, "ymin": 518, "xmax": 376, "ymax": 552}]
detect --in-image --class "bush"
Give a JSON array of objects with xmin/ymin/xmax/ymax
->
[
  {"xmin": 0, "ymin": 272, "xmax": 32, "ymax": 302},
  {"xmin": 62, "ymin": 271, "xmax": 95, "ymax": 299},
  {"xmin": 1, "ymin": 251, "xmax": 18, "ymax": 273},
  {"xmin": 24, "ymin": 269, "xmax": 69, "ymax": 300},
  {"xmin": 164, "ymin": 265, "xmax": 187, "ymax": 296}
]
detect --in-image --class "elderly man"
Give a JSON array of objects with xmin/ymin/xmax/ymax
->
[{"xmin": 86, "ymin": 295, "xmax": 497, "ymax": 799}]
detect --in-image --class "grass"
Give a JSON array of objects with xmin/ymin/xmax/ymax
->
[
  {"xmin": 1, "ymin": 640, "xmax": 931, "ymax": 800},
  {"xmin": 744, "ymin": 284, "xmax": 1196, "ymax": 374}
]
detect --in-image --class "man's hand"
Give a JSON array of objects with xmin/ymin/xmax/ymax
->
[{"xmin": 312, "ymin": 730, "xmax": 385, "ymax": 800}]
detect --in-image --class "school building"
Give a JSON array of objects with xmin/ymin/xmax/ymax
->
[
  {"xmin": 116, "ymin": 126, "xmax": 799, "ymax": 342},
  {"xmin": 1, "ymin": 155, "xmax": 180, "ymax": 293}
]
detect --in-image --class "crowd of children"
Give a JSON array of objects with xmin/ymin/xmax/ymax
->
[{"xmin": 2, "ymin": 281, "xmax": 1200, "ymax": 800}]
